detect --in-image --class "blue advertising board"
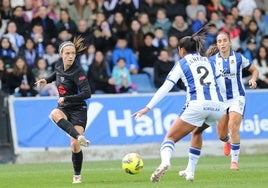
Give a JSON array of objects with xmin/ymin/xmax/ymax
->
[{"xmin": 9, "ymin": 90, "xmax": 268, "ymax": 150}]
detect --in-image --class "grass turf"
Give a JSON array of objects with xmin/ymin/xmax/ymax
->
[{"xmin": 0, "ymin": 154, "xmax": 267, "ymax": 188}]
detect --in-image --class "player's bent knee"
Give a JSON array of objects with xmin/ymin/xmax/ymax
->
[{"xmin": 71, "ymin": 139, "xmax": 80, "ymax": 151}]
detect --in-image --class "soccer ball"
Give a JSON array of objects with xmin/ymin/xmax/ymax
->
[{"xmin": 122, "ymin": 153, "xmax": 144, "ymax": 174}]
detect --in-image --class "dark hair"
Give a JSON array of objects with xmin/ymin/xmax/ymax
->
[
  {"xmin": 179, "ymin": 26, "xmax": 208, "ymax": 56},
  {"xmin": 256, "ymin": 46, "xmax": 268, "ymax": 67}
]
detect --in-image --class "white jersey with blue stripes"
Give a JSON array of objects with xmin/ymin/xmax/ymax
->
[
  {"xmin": 167, "ymin": 53, "xmax": 223, "ymax": 102},
  {"xmin": 209, "ymin": 51, "xmax": 251, "ymax": 101}
]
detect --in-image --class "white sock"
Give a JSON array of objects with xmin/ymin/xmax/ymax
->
[
  {"xmin": 160, "ymin": 140, "xmax": 175, "ymax": 166},
  {"xmin": 231, "ymin": 143, "xmax": 240, "ymax": 163},
  {"xmin": 185, "ymin": 147, "xmax": 201, "ymax": 173}
]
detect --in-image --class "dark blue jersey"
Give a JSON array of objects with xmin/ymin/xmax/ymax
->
[{"xmin": 46, "ymin": 59, "xmax": 91, "ymax": 108}]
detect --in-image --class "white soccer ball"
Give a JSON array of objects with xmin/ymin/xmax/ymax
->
[{"xmin": 122, "ymin": 153, "xmax": 144, "ymax": 175}]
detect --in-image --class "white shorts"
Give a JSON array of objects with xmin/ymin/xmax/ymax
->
[
  {"xmin": 225, "ymin": 96, "xmax": 245, "ymax": 115},
  {"xmin": 180, "ymin": 100, "xmax": 226, "ymax": 127}
]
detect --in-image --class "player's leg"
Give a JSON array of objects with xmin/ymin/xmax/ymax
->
[
  {"xmin": 228, "ymin": 111, "xmax": 242, "ymax": 170},
  {"xmin": 150, "ymin": 117, "xmax": 196, "ymax": 183},
  {"xmin": 70, "ymin": 107, "xmax": 89, "ymax": 184},
  {"xmin": 71, "ymin": 126, "xmax": 85, "ymax": 184},
  {"xmin": 217, "ymin": 114, "xmax": 231, "ymax": 156},
  {"xmin": 179, "ymin": 124, "xmax": 209, "ymax": 181},
  {"xmin": 50, "ymin": 108, "xmax": 81, "ymax": 139}
]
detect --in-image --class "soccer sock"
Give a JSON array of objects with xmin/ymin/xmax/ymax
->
[
  {"xmin": 72, "ymin": 150, "xmax": 83, "ymax": 175},
  {"xmin": 230, "ymin": 143, "xmax": 240, "ymax": 163},
  {"xmin": 185, "ymin": 147, "xmax": 201, "ymax": 173},
  {"xmin": 56, "ymin": 119, "xmax": 80, "ymax": 139},
  {"xmin": 160, "ymin": 140, "xmax": 175, "ymax": 166}
]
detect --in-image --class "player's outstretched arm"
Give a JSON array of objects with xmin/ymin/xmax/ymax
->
[{"xmin": 35, "ymin": 78, "xmax": 47, "ymax": 88}]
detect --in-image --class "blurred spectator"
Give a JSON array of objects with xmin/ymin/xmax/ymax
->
[
  {"xmin": 221, "ymin": 0, "xmax": 236, "ymax": 12},
  {"xmin": 205, "ymin": 23, "xmax": 218, "ymax": 50},
  {"xmin": 154, "ymin": 49, "xmax": 179, "ymax": 91},
  {"xmin": 138, "ymin": 32, "xmax": 158, "ymax": 80},
  {"xmin": 237, "ymin": 0, "xmax": 257, "ymax": 17},
  {"xmin": 252, "ymin": 8, "xmax": 268, "ymax": 36},
  {"xmin": 3, "ymin": 20, "xmax": 25, "ymax": 53},
  {"xmin": 153, "ymin": 8, "xmax": 172, "ymax": 39},
  {"xmin": 112, "ymin": 57, "xmax": 136, "ymax": 93},
  {"xmin": 152, "ymin": 27, "xmax": 168, "ymax": 51},
  {"xmin": 87, "ymin": 50, "xmax": 116, "ymax": 94},
  {"xmin": 10, "ymin": 5, "xmax": 31, "ymax": 37},
  {"xmin": 6, "ymin": 56, "xmax": 38, "ymax": 97},
  {"xmin": 112, "ymin": 36, "xmax": 139, "ymax": 74},
  {"xmin": 46, "ymin": 0, "xmax": 59, "ymax": 23},
  {"xmin": 18, "ymin": 37, "xmax": 38, "ymax": 70},
  {"xmin": 0, "ymin": 0, "xmax": 13, "ymax": 21},
  {"xmin": 206, "ymin": 0, "xmax": 227, "ymax": 20},
  {"xmin": 208, "ymin": 11, "xmax": 224, "ymax": 30},
  {"xmin": 114, "ymin": 0, "xmax": 138, "ymax": 25},
  {"xmin": 43, "ymin": 42, "xmax": 60, "ymax": 71},
  {"xmin": 68, "ymin": 0, "xmax": 91, "ymax": 26},
  {"xmin": 167, "ymin": 35, "xmax": 180, "ymax": 63},
  {"xmin": 253, "ymin": 46, "xmax": 268, "ymax": 88},
  {"xmin": 0, "ymin": 37, "xmax": 16, "ymax": 73},
  {"xmin": 138, "ymin": 12, "xmax": 154, "ymax": 35},
  {"xmin": 31, "ymin": 5, "xmax": 58, "ymax": 43},
  {"xmin": 243, "ymin": 38, "xmax": 257, "ymax": 62},
  {"xmin": 191, "ymin": 10, "xmax": 208, "ymax": 33},
  {"xmin": 101, "ymin": 0, "xmax": 118, "ymax": 24},
  {"xmin": 23, "ymin": 0, "xmax": 37, "ymax": 23},
  {"xmin": 186, "ymin": 0, "xmax": 207, "ymax": 24},
  {"xmin": 32, "ymin": 58, "xmax": 58, "ymax": 96},
  {"xmin": 240, "ymin": 19, "xmax": 262, "ymax": 51},
  {"xmin": 94, "ymin": 20, "xmax": 115, "ymax": 57},
  {"xmin": 0, "ymin": 58, "xmax": 8, "ymax": 92},
  {"xmin": 127, "ymin": 19, "xmax": 144, "ymax": 55},
  {"xmin": 91, "ymin": 12, "xmax": 106, "ymax": 30},
  {"xmin": 56, "ymin": 8, "xmax": 77, "ymax": 36},
  {"xmin": 30, "ymin": 24, "xmax": 47, "ymax": 58},
  {"xmin": 164, "ymin": 0, "xmax": 186, "ymax": 22},
  {"xmin": 261, "ymin": 35, "xmax": 268, "ymax": 49},
  {"xmin": 74, "ymin": 19, "xmax": 93, "ymax": 46},
  {"xmin": 168, "ymin": 15, "xmax": 193, "ymax": 40},
  {"xmin": 229, "ymin": 5, "xmax": 242, "ymax": 26},
  {"xmin": 0, "ymin": 14, "xmax": 7, "ymax": 38},
  {"xmin": 110, "ymin": 11, "xmax": 129, "ymax": 40},
  {"xmin": 54, "ymin": 29, "xmax": 73, "ymax": 49},
  {"xmin": 220, "ymin": 13, "xmax": 241, "ymax": 51},
  {"xmin": 139, "ymin": 0, "xmax": 160, "ymax": 24},
  {"xmin": 79, "ymin": 43, "xmax": 96, "ymax": 73},
  {"xmin": 87, "ymin": 0, "xmax": 102, "ymax": 27}
]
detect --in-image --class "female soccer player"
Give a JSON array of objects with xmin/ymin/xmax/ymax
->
[
  {"xmin": 179, "ymin": 31, "xmax": 259, "ymax": 181},
  {"xmin": 132, "ymin": 28, "xmax": 226, "ymax": 183},
  {"xmin": 35, "ymin": 37, "xmax": 91, "ymax": 184}
]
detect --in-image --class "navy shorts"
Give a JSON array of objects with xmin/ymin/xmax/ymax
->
[{"xmin": 59, "ymin": 105, "xmax": 87, "ymax": 129}]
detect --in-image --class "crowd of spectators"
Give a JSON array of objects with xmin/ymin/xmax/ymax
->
[{"xmin": 1, "ymin": 0, "xmax": 268, "ymax": 96}]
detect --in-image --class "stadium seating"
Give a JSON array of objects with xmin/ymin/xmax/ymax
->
[{"xmin": 131, "ymin": 73, "xmax": 157, "ymax": 93}]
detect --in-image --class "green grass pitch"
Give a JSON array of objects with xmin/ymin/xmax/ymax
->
[{"xmin": 0, "ymin": 154, "xmax": 267, "ymax": 188}]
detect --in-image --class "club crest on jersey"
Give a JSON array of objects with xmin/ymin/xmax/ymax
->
[
  {"xmin": 231, "ymin": 60, "xmax": 235, "ymax": 64},
  {"xmin": 60, "ymin": 76, "xmax": 65, "ymax": 82}
]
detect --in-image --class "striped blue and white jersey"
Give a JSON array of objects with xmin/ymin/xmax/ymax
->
[
  {"xmin": 209, "ymin": 51, "xmax": 252, "ymax": 101},
  {"xmin": 167, "ymin": 53, "xmax": 223, "ymax": 102}
]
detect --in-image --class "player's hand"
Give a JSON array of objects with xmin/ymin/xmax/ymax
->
[
  {"xmin": 58, "ymin": 97, "xmax": 64, "ymax": 106},
  {"xmin": 35, "ymin": 79, "xmax": 47, "ymax": 88},
  {"xmin": 248, "ymin": 79, "xmax": 257, "ymax": 89},
  {"xmin": 132, "ymin": 107, "xmax": 150, "ymax": 120}
]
